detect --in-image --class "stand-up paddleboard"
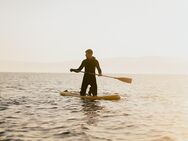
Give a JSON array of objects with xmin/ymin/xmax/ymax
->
[{"xmin": 60, "ymin": 91, "xmax": 121, "ymax": 100}]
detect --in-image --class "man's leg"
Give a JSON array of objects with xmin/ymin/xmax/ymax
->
[
  {"xmin": 88, "ymin": 86, "xmax": 92, "ymax": 96},
  {"xmin": 90, "ymin": 77, "xmax": 97, "ymax": 96},
  {"xmin": 80, "ymin": 77, "xmax": 89, "ymax": 96}
]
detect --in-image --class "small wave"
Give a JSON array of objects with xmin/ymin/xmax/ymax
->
[
  {"xmin": 55, "ymin": 131, "xmax": 71, "ymax": 135},
  {"xmin": 0, "ymin": 106, "xmax": 8, "ymax": 111},
  {"xmin": 48, "ymin": 125, "xmax": 67, "ymax": 130},
  {"xmin": 0, "ymin": 131, "xmax": 5, "ymax": 136},
  {"xmin": 152, "ymin": 136, "xmax": 176, "ymax": 141},
  {"xmin": 0, "ymin": 121, "xmax": 6, "ymax": 124},
  {"xmin": 5, "ymin": 116, "xmax": 19, "ymax": 119},
  {"xmin": 5, "ymin": 85, "xmax": 25, "ymax": 91}
]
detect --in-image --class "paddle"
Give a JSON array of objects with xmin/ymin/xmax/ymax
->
[{"xmin": 79, "ymin": 71, "xmax": 132, "ymax": 84}]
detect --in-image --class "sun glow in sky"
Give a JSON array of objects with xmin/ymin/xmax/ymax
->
[{"xmin": 0, "ymin": 0, "xmax": 188, "ymax": 63}]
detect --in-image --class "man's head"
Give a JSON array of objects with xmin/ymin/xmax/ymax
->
[{"xmin": 85, "ymin": 49, "xmax": 93, "ymax": 59}]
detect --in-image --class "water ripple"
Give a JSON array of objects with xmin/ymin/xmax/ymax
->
[{"xmin": 0, "ymin": 73, "xmax": 188, "ymax": 141}]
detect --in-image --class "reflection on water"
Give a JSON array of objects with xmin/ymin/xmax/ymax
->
[
  {"xmin": 0, "ymin": 73, "xmax": 188, "ymax": 141},
  {"xmin": 81, "ymin": 100, "xmax": 104, "ymax": 125}
]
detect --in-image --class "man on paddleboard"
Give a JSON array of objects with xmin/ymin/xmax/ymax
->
[{"xmin": 70, "ymin": 49, "xmax": 102, "ymax": 96}]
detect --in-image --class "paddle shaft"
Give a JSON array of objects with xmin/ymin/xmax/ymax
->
[
  {"xmin": 79, "ymin": 71, "xmax": 132, "ymax": 83},
  {"xmin": 80, "ymin": 71, "xmax": 115, "ymax": 79}
]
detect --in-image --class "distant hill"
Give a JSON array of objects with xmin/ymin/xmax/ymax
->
[
  {"xmin": 100, "ymin": 57, "xmax": 188, "ymax": 74},
  {"xmin": 0, "ymin": 57, "xmax": 188, "ymax": 74}
]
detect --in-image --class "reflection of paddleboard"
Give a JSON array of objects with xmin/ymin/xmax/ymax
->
[{"xmin": 60, "ymin": 91, "xmax": 121, "ymax": 101}]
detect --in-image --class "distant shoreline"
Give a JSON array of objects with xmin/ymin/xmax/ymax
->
[
  {"xmin": 0, "ymin": 72, "xmax": 188, "ymax": 76},
  {"xmin": 1, "ymin": 56, "xmax": 188, "ymax": 74}
]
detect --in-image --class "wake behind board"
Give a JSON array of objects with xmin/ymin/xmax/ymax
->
[{"xmin": 60, "ymin": 91, "xmax": 121, "ymax": 100}]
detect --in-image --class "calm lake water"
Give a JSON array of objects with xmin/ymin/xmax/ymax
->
[{"xmin": 0, "ymin": 73, "xmax": 188, "ymax": 141}]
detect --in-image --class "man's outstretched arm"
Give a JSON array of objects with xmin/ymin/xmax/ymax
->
[{"xmin": 70, "ymin": 60, "xmax": 85, "ymax": 73}]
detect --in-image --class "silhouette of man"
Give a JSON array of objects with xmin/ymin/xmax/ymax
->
[{"xmin": 70, "ymin": 49, "xmax": 102, "ymax": 96}]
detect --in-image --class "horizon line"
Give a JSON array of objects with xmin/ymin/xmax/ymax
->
[{"xmin": 0, "ymin": 71, "xmax": 188, "ymax": 75}]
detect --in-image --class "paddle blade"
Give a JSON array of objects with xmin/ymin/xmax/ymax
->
[{"xmin": 116, "ymin": 77, "xmax": 132, "ymax": 83}]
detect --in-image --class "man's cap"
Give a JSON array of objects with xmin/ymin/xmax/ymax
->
[{"xmin": 85, "ymin": 49, "xmax": 93, "ymax": 54}]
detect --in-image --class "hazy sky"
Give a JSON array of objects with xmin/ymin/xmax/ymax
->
[{"xmin": 0, "ymin": 0, "xmax": 188, "ymax": 62}]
